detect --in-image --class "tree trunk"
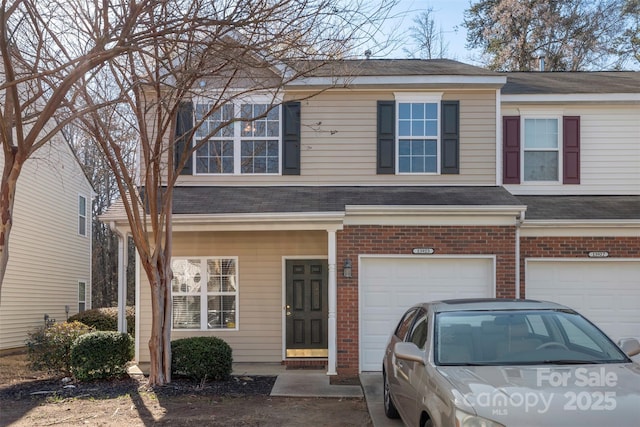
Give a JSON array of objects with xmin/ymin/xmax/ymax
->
[
  {"xmin": 146, "ymin": 256, "xmax": 173, "ymax": 386},
  {"xmin": 0, "ymin": 151, "xmax": 23, "ymax": 304}
]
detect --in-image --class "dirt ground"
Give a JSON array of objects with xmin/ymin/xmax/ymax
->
[{"xmin": 0, "ymin": 353, "xmax": 372, "ymax": 426}]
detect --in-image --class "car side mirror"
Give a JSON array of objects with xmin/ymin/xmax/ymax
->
[
  {"xmin": 394, "ymin": 342, "xmax": 425, "ymax": 365},
  {"xmin": 618, "ymin": 338, "xmax": 640, "ymax": 357}
]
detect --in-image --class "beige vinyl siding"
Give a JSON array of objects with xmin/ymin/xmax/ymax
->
[
  {"xmin": 503, "ymin": 103, "xmax": 640, "ymax": 195},
  {"xmin": 0, "ymin": 141, "xmax": 92, "ymax": 350},
  {"xmin": 136, "ymin": 230, "xmax": 327, "ymax": 363},
  {"xmin": 177, "ymin": 89, "xmax": 497, "ymax": 186}
]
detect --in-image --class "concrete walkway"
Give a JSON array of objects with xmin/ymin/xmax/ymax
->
[{"xmin": 360, "ymin": 373, "xmax": 405, "ymax": 427}]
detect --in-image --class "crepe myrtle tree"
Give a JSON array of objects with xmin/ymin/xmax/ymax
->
[
  {"xmin": 0, "ymin": 0, "xmax": 165, "ymax": 303},
  {"xmin": 74, "ymin": 0, "xmax": 397, "ymax": 386}
]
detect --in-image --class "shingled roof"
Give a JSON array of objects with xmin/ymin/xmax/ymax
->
[
  {"xmin": 502, "ymin": 72, "xmax": 640, "ymax": 94},
  {"xmin": 294, "ymin": 59, "xmax": 500, "ymax": 77},
  {"xmin": 169, "ymin": 186, "xmax": 523, "ymax": 215},
  {"xmin": 516, "ymin": 196, "xmax": 640, "ymax": 220}
]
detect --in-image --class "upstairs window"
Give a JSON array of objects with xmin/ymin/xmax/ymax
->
[
  {"xmin": 194, "ymin": 102, "xmax": 280, "ymax": 175},
  {"xmin": 523, "ymin": 118, "xmax": 559, "ymax": 181},
  {"xmin": 394, "ymin": 93, "xmax": 443, "ymax": 174}
]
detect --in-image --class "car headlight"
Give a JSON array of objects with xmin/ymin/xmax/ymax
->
[{"xmin": 455, "ymin": 409, "xmax": 505, "ymax": 427}]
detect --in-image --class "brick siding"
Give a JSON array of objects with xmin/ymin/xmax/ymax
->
[{"xmin": 335, "ymin": 225, "xmax": 517, "ymax": 377}]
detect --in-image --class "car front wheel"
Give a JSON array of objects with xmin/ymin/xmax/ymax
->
[{"xmin": 383, "ymin": 369, "xmax": 400, "ymax": 419}]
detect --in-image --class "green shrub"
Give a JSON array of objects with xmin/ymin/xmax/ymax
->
[
  {"xmin": 70, "ymin": 331, "xmax": 134, "ymax": 381},
  {"xmin": 171, "ymin": 337, "xmax": 233, "ymax": 382},
  {"xmin": 67, "ymin": 306, "xmax": 135, "ymax": 336},
  {"xmin": 26, "ymin": 321, "xmax": 94, "ymax": 375}
]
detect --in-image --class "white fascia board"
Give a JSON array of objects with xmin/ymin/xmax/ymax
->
[
  {"xmin": 521, "ymin": 219, "xmax": 640, "ymax": 237},
  {"xmin": 287, "ymin": 75, "xmax": 507, "ymax": 87},
  {"xmin": 344, "ymin": 205, "xmax": 526, "ymax": 226},
  {"xmin": 345, "ymin": 205, "xmax": 526, "ymax": 215},
  {"xmin": 502, "ymin": 93, "xmax": 640, "ymax": 103},
  {"xmin": 171, "ymin": 212, "xmax": 345, "ymax": 232}
]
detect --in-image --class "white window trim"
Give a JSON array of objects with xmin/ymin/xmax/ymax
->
[
  {"xmin": 78, "ymin": 280, "xmax": 87, "ymax": 312},
  {"xmin": 393, "ymin": 92, "xmax": 443, "ymax": 175},
  {"xmin": 171, "ymin": 256, "xmax": 239, "ymax": 332},
  {"xmin": 193, "ymin": 93, "xmax": 283, "ymax": 176},
  {"xmin": 78, "ymin": 194, "xmax": 88, "ymax": 237},
  {"xmin": 520, "ymin": 114, "xmax": 563, "ymax": 184}
]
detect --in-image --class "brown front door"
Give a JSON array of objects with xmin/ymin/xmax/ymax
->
[{"xmin": 285, "ymin": 260, "xmax": 328, "ymax": 357}]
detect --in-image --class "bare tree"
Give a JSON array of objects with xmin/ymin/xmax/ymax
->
[
  {"xmin": 0, "ymin": 0, "xmax": 160, "ymax": 303},
  {"xmin": 406, "ymin": 7, "xmax": 450, "ymax": 59},
  {"xmin": 64, "ymin": 115, "xmax": 137, "ymax": 308},
  {"xmin": 464, "ymin": 0, "xmax": 632, "ymax": 71},
  {"xmin": 75, "ymin": 0, "xmax": 396, "ymax": 386}
]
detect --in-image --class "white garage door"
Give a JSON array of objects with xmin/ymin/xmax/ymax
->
[
  {"xmin": 526, "ymin": 260, "xmax": 640, "ymax": 343},
  {"xmin": 359, "ymin": 257, "xmax": 494, "ymax": 371}
]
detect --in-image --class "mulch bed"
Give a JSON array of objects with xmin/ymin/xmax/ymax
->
[{"xmin": 0, "ymin": 374, "xmax": 277, "ymax": 401}]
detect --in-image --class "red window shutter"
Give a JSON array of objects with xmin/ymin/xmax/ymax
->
[
  {"xmin": 563, "ymin": 116, "xmax": 580, "ymax": 184},
  {"xmin": 503, "ymin": 116, "xmax": 521, "ymax": 184}
]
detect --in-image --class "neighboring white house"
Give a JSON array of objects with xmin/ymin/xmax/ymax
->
[{"xmin": 0, "ymin": 140, "xmax": 93, "ymax": 352}]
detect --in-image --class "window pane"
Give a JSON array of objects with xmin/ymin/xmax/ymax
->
[
  {"xmin": 524, "ymin": 152, "xmax": 559, "ymax": 181},
  {"xmin": 207, "ymin": 296, "xmax": 236, "ymax": 329},
  {"xmin": 426, "ymin": 103, "xmax": 437, "ymax": 119},
  {"xmin": 78, "ymin": 282, "xmax": 86, "ymax": 305},
  {"xmin": 425, "ymin": 156, "xmax": 437, "ymax": 172},
  {"xmin": 425, "ymin": 120, "xmax": 437, "ymax": 136},
  {"xmin": 524, "ymin": 119, "xmax": 558, "ymax": 149},
  {"xmin": 399, "ymin": 120, "xmax": 411, "ymax": 137},
  {"xmin": 399, "ymin": 103, "xmax": 411, "ymax": 120},
  {"xmin": 412, "ymin": 140, "xmax": 424, "ymax": 155},
  {"xmin": 399, "ymin": 156, "xmax": 410, "ymax": 172},
  {"xmin": 412, "ymin": 120, "xmax": 424, "ymax": 136},
  {"xmin": 411, "ymin": 103, "xmax": 424, "ymax": 119},
  {"xmin": 412, "ymin": 156, "xmax": 424, "ymax": 172},
  {"xmin": 172, "ymin": 259, "xmax": 202, "ymax": 293},
  {"xmin": 241, "ymin": 140, "xmax": 278, "ymax": 174},
  {"xmin": 425, "ymin": 140, "xmax": 437, "ymax": 155},
  {"xmin": 79, "ymin": 196, "xmax": 86, "ymax": 215},
  {"xmin": 399, "ymin": 140, "xmax": 411, "ymax": 155},
  {"xmin": 173, "ymin": 296, "xmax": 200, "ymax": 329},
  {"xmin": 195, "ymin": 141, "xmax": 233, "ymax": 174}
]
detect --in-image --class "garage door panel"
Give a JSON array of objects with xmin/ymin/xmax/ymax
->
[
  {"xmin": 360, "ymin": 257, "xmax": 494, "ymax": 372},
  {"xmin": 527, "ymin": 261, "xmax": 640, "ymax": 343}
]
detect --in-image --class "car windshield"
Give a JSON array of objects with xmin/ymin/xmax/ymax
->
[{"xmin": 434, "ymin": 309, "xmax": 630, "ymax": 366}]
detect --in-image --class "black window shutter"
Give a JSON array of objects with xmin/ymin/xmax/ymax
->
[
  {"xmin": 377, "ymin": 100, "xmax": 395, "ymax": 174},
  {"xmin": 563, "ymin": 116, "xmax": 580, "ymax": 184},
  {"xmin": 175, "ymin": 101, "xmax": 194, "ymax": 175},
  {"xmin": 282, "ymin": 101, "xmax": 301, "ymax": 175},
  {"xmin": 503, "ymin": 116, "xmax": 521, "ymax": 184},
  {"xmin": 441, "ymin": 100, "xmax": 460, "ymax": 174}
]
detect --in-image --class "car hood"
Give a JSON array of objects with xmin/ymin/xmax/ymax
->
[{"xmin": 438, "ymin": 363, "xmax": 640, "ymax": 427}]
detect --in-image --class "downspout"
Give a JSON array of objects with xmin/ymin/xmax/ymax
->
[
  {"xmin": 327, "ymin": 229, "xmax": 337, "ymax": 376},
  {"xmin": 110, "ymin": 221, "xmax": 128, "ymax": 333},
  {"xmin": 515, "ymin": 210, "xmax": 525, "ymax": 299}
]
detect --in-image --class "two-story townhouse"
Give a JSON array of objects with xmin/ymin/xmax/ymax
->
[
  {"xmin": 501, "ymin": 72, "xmax": 640, "ymax": 347},
  {"xmin": 0, "ymin": 140, "xmax": 94, "ymax": 352},
  {"xmin": 104, "ymin": 59, "xmax": 639, "ymax": 379}
]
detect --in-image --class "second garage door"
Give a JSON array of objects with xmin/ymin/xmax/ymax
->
[
  {"xmin": 526, "ymin": 260, "xmax": 640, "ymax": 343},
  {"xmin": 359, "ymin": 256, "xmax": 494, "ymax": 372}
]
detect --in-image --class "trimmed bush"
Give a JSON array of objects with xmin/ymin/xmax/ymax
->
[
  {"xmin": 68, "ymin": 306, "xmax": 135, "ymax": 336},
  {"xmin": 26, "ymin": 321, "xmax": 94, "ymax": 375},
  {"xmin": 171, "ymin": 336, "xmax": 233, "ymax": 382},
  {"xmin": 70, "ymin": 331, "xmax": 134, "ymax": 381}
]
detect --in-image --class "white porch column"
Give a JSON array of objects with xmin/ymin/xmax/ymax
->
[
  {"xmin": 327, "ymin": 229, "xmax": 337, "ymax": 375},
  {"xmin": 111, "ymin": 222, "xmax": 128, "ymax": 334}
]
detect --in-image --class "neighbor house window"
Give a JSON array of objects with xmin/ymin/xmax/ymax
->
[
  {"xmin": 171, "ymin": 257, "xmax": 238, "ymax": 330},
  {"xmin": 523, "ymin": 118, "xmax": 559, "ymax": 181},
  {"xmin": 396, "ymin": 95, "xmax": 441, "ymax": 173},
  {"xmin": 194, "ymin": 102, "xmax": 280, "ymax": 175},
  {"xmin": 78, "ymin": 195, "xmax": 87, "ymax": 236},
  {"xmin": 78, "ymin": 281, "xmax": 86, "ymax": 312}
]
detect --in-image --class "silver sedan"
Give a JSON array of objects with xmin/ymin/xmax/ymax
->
[{"xmin": 382, "ymin": 299, "xmax": 640, "ymax": 427}]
